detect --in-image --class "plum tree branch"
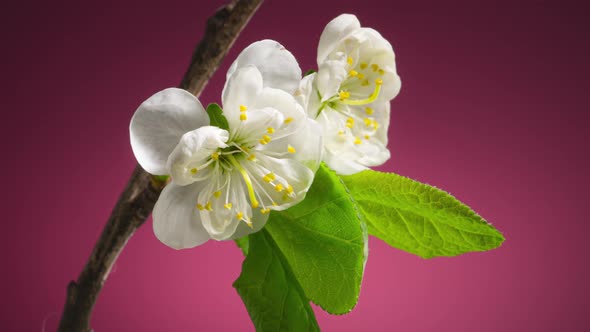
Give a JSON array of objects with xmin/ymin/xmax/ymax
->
[{"xmin": 57, "ymin": 1, "xmax": 263, "ymax": 331}]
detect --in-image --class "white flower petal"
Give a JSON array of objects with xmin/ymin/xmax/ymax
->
[
  {"xmin": 244, "ymin": 154, "xmax": 315, "ymax": 211},
  {"xmin": 317, "ymin": 14, "xmax": 361, "ymax": 65},
  {"xmin": 226, "ymin": 40, "xmax": 302, "ymax": 94},
  {"xmin": 199, "ymin": 171, "xmax": 251, "ymax": 240},
  {"xmin": 233, "ymin": 107, "xmax": 284, "ymax": 147},
  {"xmin": 167, "ymin": 126, "xmax": 229, "ymax": 186},
  {"xmin": 316, "ymin": 57, "xmax": 348, "ymax": 102},
  {"xmin": 130, "ymin": 88, "xmax": 208, "ymax": 175},
  {"xmin": 222, "ymin": 66, "xmax": 264, "ymax": 131},
  {"xmin": 152, "ymin": 182, "xmax": 210, "ymax": 249},
  {"xmin": 323, "ymin": 149, "xmax": 369, "ymax": 175},
  {"xmin": 354, "ymin": 29, "xmax": 401, "ymax": 102},
  {"xmin": 318, "ymin": 102, "xmax": 391, "ymax": 174},
  {"xmin": 261, "ymin": 118, "xmax": 323, "ymax": 172},
  {"xmin": 295, "ymin": 73, "xmax": 322, "ymax": 118},
  {"xmin": 230, "ymin": 207, "xmax": 268, "ymax": 240},
  {"xmin": 253, "ymin": 87, "xmax": 306, "ymax": 137}
]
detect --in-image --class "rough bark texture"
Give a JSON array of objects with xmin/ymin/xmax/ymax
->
[{"xmin": 58, "ymin": 1, "xmax": 263, "ymax": 331}]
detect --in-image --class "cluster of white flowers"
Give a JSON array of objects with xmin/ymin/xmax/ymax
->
[{"xmin": 129, "ymin": 14, "xmax": 401, "ymax": 249}]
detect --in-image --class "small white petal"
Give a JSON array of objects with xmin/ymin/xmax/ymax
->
[
  {"xmin": 222, "ymin": 66, "xmax": 264, "ymax": 131},
  {"xmin": 262, "ymin": 118, "xmax": 323, "ymax": 172},
  {"xmin": 130, "ymin": 88, "xmax": 208, "ymax": 175},
  {"xmin": 226, "ymin": 40, "xmax": 302, "ymax": 94},
  {"xmin": 167, "ymin": 126, "xmax": 229, "ymax": 186},
  {"xmin": 230, "ymin": 207, "xmax": 268, "ymax": 240},
  {"xmin": 295, "ymin": 73, "xmax": 322, "ymax": 118},
  {"xmin": 244, "ymin": 154, "xmax": 315, "ymax": 211},
  {"xmin": 318, "ymin": 102, "xmax": 391, "ymax": 174},
  {"xmin": 354, "ymin": 29, "xmax": 401, "ymax": 101},
  {"xmin": 199, "ymin": 171, "xmax": 250, "ymax": 240},
  {"xmin": 233, "ymin": 106, "xmax": 284, "ymax": 147},
  {"xmin": 317, "ymin": 14, "xmax": 361, "ymax": 65},
  {"xmin": 254, "ymin": 87, "xmax": 306, "ymax": 136},
  {"xmin": 323, "ymin": 149, "xmax": 369, "ymax": 175},
  {"xmin": 152, "ymin": 182, "xmax": 210, "ymax": 249},
  {"xmin": 316, "ymin": 57, "xmax": 348, "ymax": 102}
]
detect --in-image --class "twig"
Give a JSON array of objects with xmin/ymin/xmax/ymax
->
[{"xmin": 57, "ymin": 1, "xmax": 263, "ymax": 331}]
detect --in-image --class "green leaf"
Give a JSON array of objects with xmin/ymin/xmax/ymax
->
[
  {"xmin": 206, "ymin": 103, "xmax": 229, "ymax": 130},
  {"xmin": 235, "ymin": 236, "xmax": 249, "ymax": 256},
  {"xmin": 265, "ymin": 164, "xmax": 367, "ymax": 314},
  {"xmin": 234, "ymin": 229, "xmax": 320, "ymax": 332},
  {"xmin": 341, "ymin": 170, "xmax": 505, "ymax": 258},
  {"xmin": 303, "ymin": 69, "xmax": 316, "ymax": 76}
]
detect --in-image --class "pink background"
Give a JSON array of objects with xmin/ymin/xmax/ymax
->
[{"xmin": 3, "ymin": 0, "xmax": 589, "ymax": 331}]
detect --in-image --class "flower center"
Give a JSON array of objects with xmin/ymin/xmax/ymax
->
[
  {"xmin": 320, "ymin": 57, "xmax": 385, "ymax": 113},
  {"xmin": 190, "ymin": 105, "xmax": 300, "ymax": 228}
]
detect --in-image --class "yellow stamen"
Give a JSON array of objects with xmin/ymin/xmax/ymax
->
[
  {"xmin": 252, "ymin": 201, "xmax": 259, "ymax": 208},
  {"xmin": 347, "ymin": 56, "xmax": 353, "ymax": 65},
  {"xmin": 364, "ymin": 134, "xmax": 370, "ymax": 140},
  {"xmin": 241, "ymin": 145, "xmax": 250, "ymax": 153},
  {"xmin": 205, "ymin": 201, "xmax": 213, "ymax": 211},
  {"xmin": 286, "ymin": 185, "xmax": 294, "ymax": 194},
  {"xmin": 227, "ymin": 155, "xmax": 259, "ymax": 211},
  {"xmin": 211, "ymin": 152, "xmax": 219, "ymax": 160},
  {"xmin": 372, "ymin": 120, "xmax": 380, "ymax": 130},
  {"xmin": 284, "ymin": 117, "xmax": 294, "ymax": 124},
  {"xmin": 346, "ymin": 117, "xmax": 354, "ymax": 128},
  {"xmin": 239, "ymin": 105, "xmax": 248, "ymax": 112},
  {"xmin": 341, "ymin": 80, "xmax": 382, "ymax": 106},
  {"xmin": 338, "ymin": 91, "xmax": 350, "ymax": 101},
  {"xmin": 213, "ymin": 191, "xmax": 221, "ymax": 198},
  {"xmin": 357, "ymin": 72, "xmax": 365, "ymax": 80},
  {"xmin": 196, "ymin": 204, "xmax": 204, "ymax": 211},
  {"xmin": 378, "ymin": 69, "xmax": 385, "ymax": 76},
  {"xmin": 260, "ymin": 208, "xmax": 271, "ymax": 214},
  {"xmin": 361, "ymin": 79, "xmax": 370, "ymax": 86},
  {"xmin": 247, "ymin": 154, "xmax": 256, "ymax": 161},
  {"xmin": 364, "ymin": 118, "xmax": 372, "ymax": 127},
  {"xmin": 349, "ymin": 70, "xmax": 358, "ymax": 77},
  {"xmin": 287, "ymin": 145, "xmax": 296, "ymax": 154},
  {"xmin": 236, "ymin": 212, "xmax": 244, "ymax": 220},
  {"xmin": 224, "ymin": 203, "xmax": 232, "ymax": 209},
  {"xmin": 275, "ymin": 183, "xmax": 284, "ymax": 192},
  {"xmin": 371, "ymin": 64, "xmax": 379, "ymax": 72},
  {"xmin": 263, "ymin": 172, "xmax": 275, "ymax": 183},
  {"xmin": 244, "ymin": 219, "xmax": 253, "ymax": 229},
  {"xmin": 338, "ymin": 130, "xmax": 345, "ymax": 136},
  {"xmin": 259, "ymin": 135, "xmax": 272, "ymax": 145},
  {"xmin": 354, "ymin": 137, "xmax": 362, "ymax": 145},
  {"xmin": 267, "ymin": 127, "xmax": 275, "ymax": 134},
  {"xmin": 360, "ymin": 62, "xmax": 368, "ymax": 70},
  {"xmin": 190, "ymin": 168, "xmax": 198, "ymax": 174},
  {"xmin": 365, "ymin": 107, "xmax": 374, "ymax": 115},
  {"xmin": 240, "ymin": 113, "xmax": 247, "ymax": 121}
]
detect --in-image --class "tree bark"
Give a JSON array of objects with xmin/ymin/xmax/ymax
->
[{"xmin": 57, "ymin": 1, "xmax": 263, "ymax": 331}]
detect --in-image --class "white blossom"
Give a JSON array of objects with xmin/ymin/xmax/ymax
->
[
  {"xmin": 297, "ymin": 14, "xmax": 401, "ymax": 175},
  {"xmin": 130, "ymin": 40, "xmax": 322, "ymax": 249}
]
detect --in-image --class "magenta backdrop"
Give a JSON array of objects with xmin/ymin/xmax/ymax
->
[{"xmin": 3, "ymin": 0, "xmax": 589, "ymax": 331}]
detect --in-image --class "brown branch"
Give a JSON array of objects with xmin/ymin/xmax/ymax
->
[{"xmin": 57, "ymin": 1, "xmax": 263, "ymax": 331}]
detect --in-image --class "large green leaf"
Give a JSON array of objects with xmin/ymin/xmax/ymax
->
[
  {"xmin": 265, "ymin": 164, "xmax": 367, "ymax": 314},
  {"xmin": 341, "ymin": 170, "xmax": 505, "ymax": 258},
  {"xmin": 233, "ymin": 230, "xmax": 320, "ymax": 332}
]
